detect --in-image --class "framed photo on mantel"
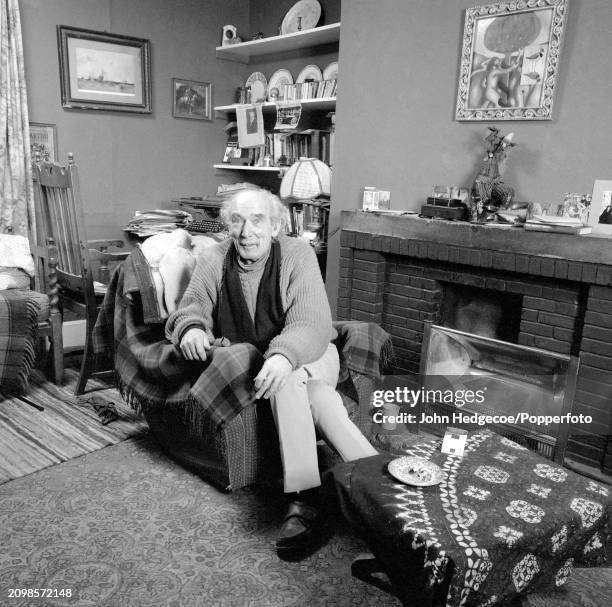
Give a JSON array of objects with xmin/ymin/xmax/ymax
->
[
  {"xmin": 455, "ymin": 0, "xmax": 568, "ymax": 121},
  {"xmin": 590, "ymin": 180, "xmax": 612, "ymax": 236}
]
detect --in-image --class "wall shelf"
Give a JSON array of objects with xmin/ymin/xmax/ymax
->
[
  {"xmin": 213, "ymin": 164, "xmax": 282, "ymax": 174},
  {"xmin": 215, "ymin": 23, "xmax": 341, "ymax": 63},
  {"xmin": 215, "ymin": 98, "xmax": 336, "ymax": 115}
]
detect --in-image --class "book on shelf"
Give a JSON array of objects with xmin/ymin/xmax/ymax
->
[
  {"xmin": 222, "ymin": 129, "xmax": 331, "ymax": 167},
  {"xmin": 282, "ymin": 79, "xmax": 336, "ymax": 102},
  {"xmin": 524, "ymin": 220, "xmax": 592, "ymax": 235}
]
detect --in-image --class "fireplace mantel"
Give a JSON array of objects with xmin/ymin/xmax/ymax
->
[
  {"xmin": 338, "ymin": 210, "xmax": 612, "ymax": 472},
  {"xmin": 341, "ymin": 210, "xmax": 612, "ymax": 276}
]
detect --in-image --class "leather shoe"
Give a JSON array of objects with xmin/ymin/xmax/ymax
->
[{"xmin": 276, "ymin": 500, "xmax": 319, "ymax": 553}]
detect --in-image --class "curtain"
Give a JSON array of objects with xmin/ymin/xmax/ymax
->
[{"xmin": 0, "ymin": 0, "xmax": 34, "ymax": 238}]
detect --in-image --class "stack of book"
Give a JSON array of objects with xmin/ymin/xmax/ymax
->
[{"xmin": 524, "ymin": 215, "xmax": 592, "ymax": 235}]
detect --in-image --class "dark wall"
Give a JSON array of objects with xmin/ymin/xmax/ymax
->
[
  {"xmin": 21, "ymin": 0, "xmax": 249, "ymax": 240},
  {"xmin": 326, "ymin": 0, "xmax": 612, "ymax": 315}
]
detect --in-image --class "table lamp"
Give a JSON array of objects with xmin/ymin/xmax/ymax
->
[{"xmin": 279, "ymin": 157, "xmax": 331, "ymax": 252}]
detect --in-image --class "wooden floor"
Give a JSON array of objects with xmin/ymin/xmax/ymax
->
[{"xmin": 0, "ymin": 368, "xmax": 148, "ymax": 484}]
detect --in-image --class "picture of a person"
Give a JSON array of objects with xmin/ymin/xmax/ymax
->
[
  {"xmin": 246, "ymin": 108, "xmax": 258, "ymax": 134},
  {"xmin": 599, "ymin": 191, "xmax": 612, "ymax": 224}
]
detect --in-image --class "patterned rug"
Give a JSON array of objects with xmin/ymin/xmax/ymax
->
[
  {"xmin": 0, "ymin": 435, "xmax": 403, "ymax": 607},
  {"xmin": 0, "ymin": 434, "xmax": 609, "ymax": 607},
  {"xmin": 524, "ymin": 567, "xmax": 612, "ymax": 606},
  {"xmin": 0, "ymin": 369, "xmax": 148, "ymax": 484}
]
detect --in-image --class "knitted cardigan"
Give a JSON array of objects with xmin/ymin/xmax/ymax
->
[{"xmin": 165, "ymin": 235, "xmax": 335, "ymax": 369}]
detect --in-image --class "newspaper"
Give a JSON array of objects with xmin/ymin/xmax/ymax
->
[{"xmin": 274, "ymin": 102, "xmax": 302, "ymax": 130}]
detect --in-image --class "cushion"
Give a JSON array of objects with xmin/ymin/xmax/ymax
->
[
  {"xmin": 0, "ymin": 234, "xmax": 35, "ymax": 277},
  {"xmin": 0, "ymin": 267, "xmax": 30, "ymax": 290}
]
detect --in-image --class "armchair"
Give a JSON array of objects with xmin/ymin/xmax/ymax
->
[{"xmin": 93, "ymin": 249, "xmax": 393, "ymax": 491}]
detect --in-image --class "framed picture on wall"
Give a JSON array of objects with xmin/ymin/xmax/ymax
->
[
  {"xmin": 57, "ymin": 25, "xmax": 152, "ymax": 114},
  {"xmin": 172, "ymin": 78, "xmax": 212, "ymax": 121},
  {"xmin": 589, "ymin": 180, "xmax": 612, "ymax": 235},
  {"xmin": 455, "ymin": 0, "xmax": 568, "ymax": 121},
  {"xmin": 29, "ymin": 123, "xmax": 58, "ymax": 162}
]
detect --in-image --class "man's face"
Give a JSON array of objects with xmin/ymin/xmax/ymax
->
[{"xmin": 228, "ymin": 196, "xmax": 280, "ymax": 262}]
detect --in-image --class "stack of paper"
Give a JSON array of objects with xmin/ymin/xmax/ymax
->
[
  {"xmin": 524, "ymin": 215, "xmax": 592, "ymax": 235},
  {"xmin": 124, "ymin": 209, "xmax": 193, "ymax": 237}
]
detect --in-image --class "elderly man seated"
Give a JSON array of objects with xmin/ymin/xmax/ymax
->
[{"xmin": 165, "ymin": 188, "xmax": 377, "ymax": 554}]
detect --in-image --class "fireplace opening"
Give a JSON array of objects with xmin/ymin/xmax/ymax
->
[{"xmin": 439, "ymin": 283, "xmax": 522, "ymax": 343}]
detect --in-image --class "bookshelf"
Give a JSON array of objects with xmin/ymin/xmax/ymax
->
[
  {"xmin": 215, "ymin": 23, "xmax": 341, "ymax": 63},
  {"xmin": 214, "ymin": 97, "xmax": 336, "ymax": 115},
  {"xmin": 214, "ymin": 22, "xmax": 340, "ymax": 276},
  {"xmin": 214, "ymin": 21, "xmax": 339, "ymax": 174}
]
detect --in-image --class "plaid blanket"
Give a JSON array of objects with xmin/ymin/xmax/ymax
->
[
  {"xmin": 93, "ymin": 253, "xmax": 393, "ymax": 433},
  {"xmin": 0, "ymin": 290, "xmax": 39, "ymax": 395},
  {"xmin": 333, "ymin": 320, "xmax": 393, "ymax": 382},
  {"xmin": 93, "ymin": 254, "xmax": 263, "ymax": 433}
]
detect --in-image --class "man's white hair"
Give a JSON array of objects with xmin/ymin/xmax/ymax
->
[{"xmin": 220, "ymin": 188, "xmax": 290, "ymax": 233}]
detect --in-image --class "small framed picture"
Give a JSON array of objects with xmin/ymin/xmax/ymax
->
[
  {"xmin": 29, "ymin": 123, "xmax": 58, "ymax": 162},
  {"xmin": 590, "ymin": 180, "xmax": 612, "ymax": 235},
  {"xmin": 172, "ymin": 78, "xmax": 212, "ymax": 121}
]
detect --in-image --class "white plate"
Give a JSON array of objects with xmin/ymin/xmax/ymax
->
[
  {"xmin": 322, "ymin": 61, "xmax": 338, "ymax": 81},
  {"xmin": 387, "ymin": 456, "xmax": 444, "ymax": 487},
  {"xmin": 267, "ymin": 69, "xmax": 294, "ymax": 101},
  {"xmin": 296, "ymin": 64, "xmax": 323, "ymax": 83},
  {"xmin": 281, "ymin": 0, "xmax": 322, "ymax": 35},
  {"xmin": 245, "ymin": 71, "xmax": 267, "ymax": 103}
]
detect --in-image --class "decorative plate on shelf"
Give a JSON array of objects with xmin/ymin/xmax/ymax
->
[
  {"xmin": 296, "ymin": 64, "xmax": 323, "ymax": 83},
  {"xmin": 267, "ymin": 69, "xmax": 294, "ymax": 101},
  {"xmin": 245, "ymin": 71, "xmax": 268, "ymax": 103},
  {"xmin": 281, "ymin": 0, "xmax": 322, "ymax": 36},
  {"xmin": 322, "ymin": 61, "xmax": 338, "ymax": 81},
  {"xmin": 387, "ymin": 456, "xmax": 444, "ymax": 487}
]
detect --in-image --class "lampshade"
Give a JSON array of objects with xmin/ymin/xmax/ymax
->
[{"xmin": 279, "ymin": 157, "xmax": 331, "ymax": 200}]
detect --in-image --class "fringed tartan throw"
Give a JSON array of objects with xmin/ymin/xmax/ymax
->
[
  {"xmin": 92, "ymin": 255, "xmax": 263, "ymax": 435},
  {"xmin": 0, "ymin": 290, "xmax": 39, "ymax": 395}
]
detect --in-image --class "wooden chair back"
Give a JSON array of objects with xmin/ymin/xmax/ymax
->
[
  {"xmin": 32, "ymin": 153, "xmax": 97, "ymax": 318},
  {"xmin": 31, "ymin": 153, "xmax": 127, "ymax": 394}
]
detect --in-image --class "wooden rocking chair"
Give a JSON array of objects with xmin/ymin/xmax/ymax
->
[{"xmin": 31, "ymin": 153, "xmax": 128, "ymax": 394}]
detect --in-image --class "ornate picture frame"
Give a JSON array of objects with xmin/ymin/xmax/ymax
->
[
  {"xmin": 29, "ymin": 123, "xmax": 58, "ymax": 162},
  {"xmin": 57, "ymin": 25, "xmax": 152, "ymax": 114},
  {"xmin": 172, "ymin": 78, "xmax": 212, "ymax": 121},
  {"xmin": 455, "ymin": 0, "xmax": 568, "ymax": 121}
]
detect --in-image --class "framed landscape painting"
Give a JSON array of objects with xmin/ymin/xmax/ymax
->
[
  {"xmin": 455, "ymin": 0, "xmax": 568, "ymax": 121},
  {"xmin": 57, "ymin": 25, "xmax": 152, "ymax": 113}
]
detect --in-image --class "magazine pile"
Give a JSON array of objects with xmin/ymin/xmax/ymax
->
[
  {"xmin": 524, "ymin": 215, "xmax": 592, "ymax": 235},
  {"xmin": 123, "ymin": 210, "xmax": 193, "ymax": 238}
]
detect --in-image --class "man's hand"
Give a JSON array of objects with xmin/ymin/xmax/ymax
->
[
  {"xmin": 180, "ymin": 328, "xmax": 211, "ymax": 361},
  {"xmin": 254, "ymin": 354, "xmax": 293, "ymax": 399}
]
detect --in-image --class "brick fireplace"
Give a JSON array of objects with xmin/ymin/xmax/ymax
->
[{"xmin": 337, "ymin": 210, "xmax": 612, "ymax": 472}]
